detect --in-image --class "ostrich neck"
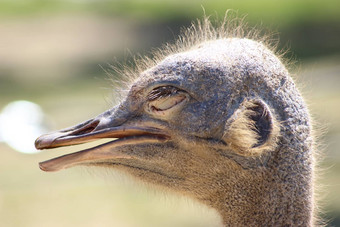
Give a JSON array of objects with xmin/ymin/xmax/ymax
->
[
  {"xmin": 215, "ymin": 107, "xmax": 314, "ymax": 226},
  {"xmin": 211, "ymin": 146, "xmax": 314, "ymax": 226}
]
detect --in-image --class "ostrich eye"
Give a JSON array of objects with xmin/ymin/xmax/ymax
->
[{"xmin": 146, "ymin": 86, "xmax": 188, "ymax": 117}]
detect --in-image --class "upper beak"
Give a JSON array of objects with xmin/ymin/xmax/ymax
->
[{"xmin": 35, "ymin": 108, "xmax": 169, "ymax": 172}]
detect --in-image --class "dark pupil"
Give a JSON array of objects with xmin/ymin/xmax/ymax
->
[{"xmin": 148, "ymin": 86, "xmax": 179, "ymax": 101}]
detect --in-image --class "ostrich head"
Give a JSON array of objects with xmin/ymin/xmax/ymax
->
[{"xmin": 35, "ymin": 18, "xmax": 315, "ymax": 226}]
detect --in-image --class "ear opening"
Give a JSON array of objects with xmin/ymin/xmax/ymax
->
[
  {"xmin": 249, "ymin": 100, "xmax": 272, "ymax": 148},
  {"xmin": 222, "ymin": 99, "xmax": 280, "ymax": 156}
]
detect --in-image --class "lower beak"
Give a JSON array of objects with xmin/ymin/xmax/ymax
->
[{"xmin": 35, "ymin": 112, "xmax": 169, "ymax": 172}]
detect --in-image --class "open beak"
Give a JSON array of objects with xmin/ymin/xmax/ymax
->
[{"xmin": 35, "ymin": 108, "xmax": 170, "ymax": 172}]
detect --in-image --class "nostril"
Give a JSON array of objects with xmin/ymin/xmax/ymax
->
[{"xmin": 70, "ymin": 120, "xmax": 100, "ymax": 136}]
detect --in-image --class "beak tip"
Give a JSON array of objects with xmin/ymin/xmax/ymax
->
[
  {"xmin": 35, "ymin": 137, "xmax": 43, "ymax": 149},
  {"xmin": 38, "ymin": 162, "xmax": 48, "ymax": 171},
  {"xmin": 35, "ymin": 134, "xmax": 54, "ymax": 150},
  {"xmin": 39, "ymin": 161, "xmax": 58, "ymax": 172}
]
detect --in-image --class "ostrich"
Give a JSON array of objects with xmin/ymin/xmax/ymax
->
[{"xmin": 35, "ymin": 17, "xmax": 317, "ymax": 226}]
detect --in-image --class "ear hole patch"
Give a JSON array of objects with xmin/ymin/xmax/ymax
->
[
  {"xmin": 222, "ymin": 99, "xmax": 279, "ymax": 156},
  {"xmin": 249, "ymin": 101, "xmax": 272, "ymax": 147}
]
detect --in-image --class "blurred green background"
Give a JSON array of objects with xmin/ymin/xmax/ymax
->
[{"xmin": 0, "ymin": 0, "xmax": 339, "ymax": 226}]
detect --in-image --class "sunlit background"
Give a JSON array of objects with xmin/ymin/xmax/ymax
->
[{"xmin": 1, "ymin": 0, "xmax": 340, "ymax": 226}]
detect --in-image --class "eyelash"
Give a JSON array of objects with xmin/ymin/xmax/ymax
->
[{"xmin": 147, "ymin": 86, "xmax": 182, "ymax": 101}]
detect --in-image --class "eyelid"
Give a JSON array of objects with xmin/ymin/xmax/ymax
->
[
  {"xmin": 150, "ymin": 93, "xmax": 187, "ymax": 112},
  {"xmin": 145, "ymin": 90, "xmax": 189, "ymax": 118}
]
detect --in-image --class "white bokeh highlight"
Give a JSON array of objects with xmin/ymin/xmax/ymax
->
[{"xmin": 0, "ymin": 100, "xmax": 49, "ymax": 154}]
